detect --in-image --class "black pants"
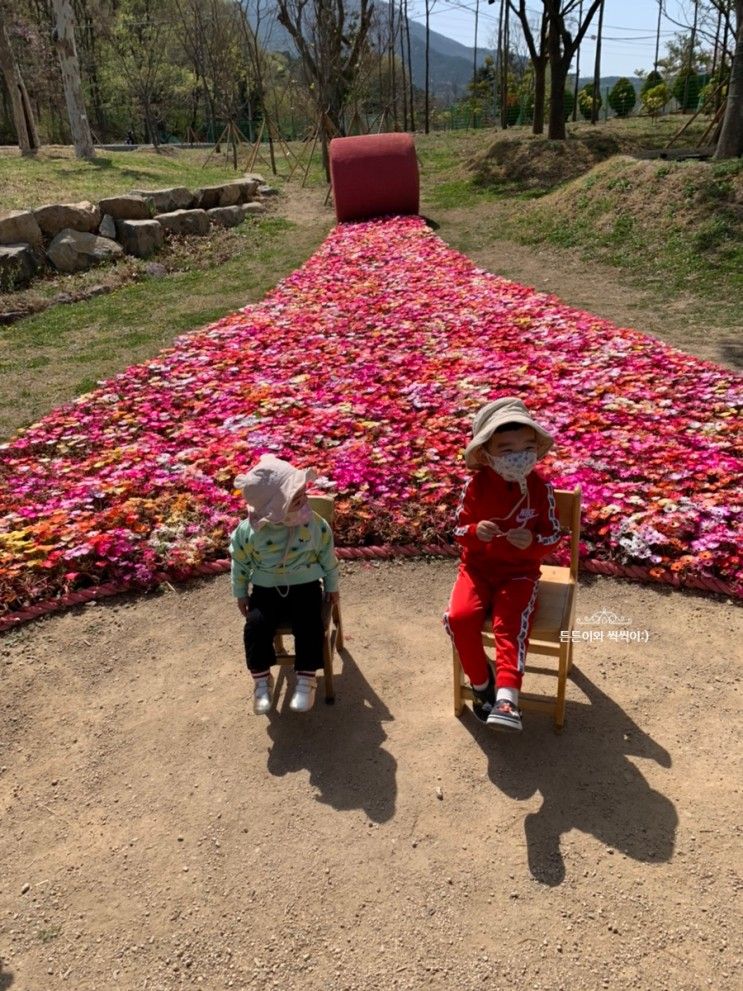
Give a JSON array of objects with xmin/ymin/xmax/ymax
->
[{"xmin": 244, "ymin": 581, "xmax": 324, "ymax": 675}]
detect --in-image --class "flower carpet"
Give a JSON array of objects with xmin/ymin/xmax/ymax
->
[{"xmin": 1, "ymin": 215, "xmax": 741, "ymax": 626}]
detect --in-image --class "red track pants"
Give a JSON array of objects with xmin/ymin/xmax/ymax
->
[{"xmin": 444, "ymin": 565, "xmax": 539, "ymax": 691}]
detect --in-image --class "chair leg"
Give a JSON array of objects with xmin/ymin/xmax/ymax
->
[
  {"xmin": 566, "ymin": 637, "xmax": 574, "ymax": 675},
  {"xmin": 452, "ymin": 647, "xmax": 465, "ymax": 717},
  {"xmin": 322, "ymin": 629, "xmax": 335, "ymax": 704},
  {"xmin": 334, "ymin": 603, "xmax": 344, "ymax": 652},
  {"xmin": 554, "ymin": 643, "xmax": 568, "ymax": 733}
]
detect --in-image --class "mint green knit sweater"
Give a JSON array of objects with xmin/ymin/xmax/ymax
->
[{"xmin": 229, "ymin": 512, "xmax": 339, "ymax": 598}]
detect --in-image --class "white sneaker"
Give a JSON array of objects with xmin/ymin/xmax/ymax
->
[
  {"xmin": 289, "ymin": 674, "xmax": 317, "ymax": 712},
  {"xmin": 252, "ymin": 674, "xmax": 274, "ymax": 715}
]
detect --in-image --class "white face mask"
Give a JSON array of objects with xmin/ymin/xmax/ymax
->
[{"xmin": 485, "ymin": 450, "xmax": 538, "ymax": 490}]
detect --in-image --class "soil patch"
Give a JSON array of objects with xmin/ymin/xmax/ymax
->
[{"xmin": 471, "ymin": 131, "xmax": 625, "ymax": 192}]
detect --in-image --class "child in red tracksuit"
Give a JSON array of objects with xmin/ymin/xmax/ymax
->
[{"xmin": 444, "ymin": 397, "xmax": 562, "ymax": 732}]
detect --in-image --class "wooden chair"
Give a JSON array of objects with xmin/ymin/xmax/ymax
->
[
  {"xmin": 452, "ymin": 487, "xmax": 581, "ymax": 733},
  {"xmin": 273, "ymin": 495, "xmax": 344, "ymax": 704}
]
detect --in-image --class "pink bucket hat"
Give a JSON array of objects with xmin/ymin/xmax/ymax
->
[
  {"xmin": 235, "ymin": 454, "xmax": 316, "ymax": 529},
  {"xmin": 464, "ymin": 397, "xmax": 554, "ymax": 469}
]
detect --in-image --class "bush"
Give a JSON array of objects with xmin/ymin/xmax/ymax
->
[
  {"xmin": 672, "ymin": 70, "xmax": 704, "ymax": 111},
  {"xmin": 641, "ymin": 82, "xmax": 670, "ymax": 117},
  {"xmin": 699, "ymin": 67, "xmax": 729, "ymax": 112},
  {"xmin": 578, "ymin": 83, "xmax": 601, "ymax": 120},
  {"xmin": 608, "ymin": 78, "xmax": 637, "ymax": 117},
  {"xmin": 641, "ymin": 70, "xmax": 663, "ymax": 95}
]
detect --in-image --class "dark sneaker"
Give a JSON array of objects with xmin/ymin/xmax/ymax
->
[
  {"xmin": 486, "ymin": 699, "xmax": 523, "ymax": 733},
  {"xmin": 471, "ymin": 671, "xmax": 495, "ymax": 724}
]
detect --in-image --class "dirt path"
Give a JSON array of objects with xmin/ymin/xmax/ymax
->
[{"xmin": 1, "ymin": 183, "xmax": 741, "ymax": 991}]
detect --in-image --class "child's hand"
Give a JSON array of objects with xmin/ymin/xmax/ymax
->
[
  {"xmin": 236, "ymin": 596, "xmax": 248, "ymax": 617},
  {"xmin": 505, "ymin": 527, "xmax": 533, "ymax": 549},
  {"xmin": 476, "ymin": 521, "xmax": 501, "ymax": 542},
  {"xmin": 325, "ymin": 590, "xmax": 340, "ymax": 605}
]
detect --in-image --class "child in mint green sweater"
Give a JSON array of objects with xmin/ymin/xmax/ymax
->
[{"xmin": 229, "ymin": 454, "xmax": 340, "ymax": 715}]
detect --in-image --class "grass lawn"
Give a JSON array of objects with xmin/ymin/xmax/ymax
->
[
  {"xmin": 0, "ymin": 146, "xmax": 265, "ymax": 211},
  {"xmin": 0, "ymin": 215, "xmax": 332, "ymax": 439}
]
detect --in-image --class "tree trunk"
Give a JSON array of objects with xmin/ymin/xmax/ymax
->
[
  {"xmin": 533, "ymin": 58, "xmax": 547, "ymax": 134},
  {"xmin": 399, "ymin": 0, "xmax": 408, "ymax": 130},
  {"xmin": 0, "ymin": 10, "xmax": 40, "ymax": 155},
  {"xmin": 500, "ymin": 2, "xmax": 510, "ymax": 129},
  {"xmin": 548, "ymin": 62, "xmax": 569, "ymax": 139},
  {"xmin": 51, "ymin": 0, "xmax": 94, "ymax": 158},
  {"xmin": 547, "ymin": 14, "xmax": 568, "ymax": 140},
  {"xmin": 715, "ymin": 0, "xmax": 743, "ymax": 158},
  {"xmin": 424, "ymin": 0, "xmax": 430, "ymax": 133},
  {"xmin": 572, "ymin": 0, "xmax": 583, "ymax": 121},
  {"xmin": 404, "ymin": 0, "xmax": 415, "ymax": 130},
  {"xmin": 591, "ymin": 0, "xmax": 605, "ymax": 124}
]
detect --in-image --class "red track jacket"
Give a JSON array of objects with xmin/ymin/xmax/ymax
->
[{"xmin": 453, "ymin": 467, "xmax": 562, "ymax": 577}]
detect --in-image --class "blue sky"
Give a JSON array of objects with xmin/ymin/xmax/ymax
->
[{"xmin": 407, "ymin": 1, "xmax": 700, "ymax": 78}]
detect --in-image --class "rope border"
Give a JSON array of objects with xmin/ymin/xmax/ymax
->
[{"xmin": 0, "ymin": 545, "xmax": 736, "ymax": 633}]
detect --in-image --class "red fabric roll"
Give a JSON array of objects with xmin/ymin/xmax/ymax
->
[{"xmin": 330, "ymin": 133, "xmax": 420, "ymax": 223}]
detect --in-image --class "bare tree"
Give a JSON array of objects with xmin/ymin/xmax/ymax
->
[
  {"xmin": 0, "ymin": 2, "xmax": 40, "ymax": 154},
  {"xmin": 238, "ymin": 0, "xmax": 276, "ymax": 165},
  {"xmin": 572, "ymin": 0, "xmax": 583, "ymax": 121},
  {"xmin": 507, "ymin": 1, "xmax": 549, "ymax": 134},
  {"xmin": 423, "ymin": 0, "xmax": 437, "ymax": 133},
  {"xmin": 50, "ymin": 0, "xmax": 95, "ymax": 157},
  {"xmin": 591, "ymin": 0, "xmax": 604, "ymax": 123},
  {"xmin": 398, "ymin": 0, "xmax": 408, "ymax": 129},
  {"xmin": 276, "ymin": 0, "xmax": 375, "ymax": 139},
  {"xmin": 111, "ymin": 0, "xmax": 185, "ymax": 150},
  {"xmin": 543, "ymin": 0, "xmax": 603, "ymax": 139},
  {"xmin": 403, "ymin": 0, "xmax": 415, "ymax": 130},
  {"xmin": 715, "ymin": 0, "xmax": 743, "ymax": 156}
]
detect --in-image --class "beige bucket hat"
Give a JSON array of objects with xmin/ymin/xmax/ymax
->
[
  {"xmin": 235, "ymin": 454, "xmax": 316, "ymax": 529},
  {"xmin": 464, "ymin": 397, "xmax": 554, "ymax": 468}
]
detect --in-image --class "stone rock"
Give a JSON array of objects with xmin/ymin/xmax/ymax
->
[
  {"xmin": 156, "ymin": 209, "xmax": 210, "ymax": 236},
  {"xmin": 98, "ymin": 195, "xmax": 155, "ymax": 221},
  {"xmin": 207, "ymin": 206, "xmax": 246, "ymax": 228},
  {"xmin": 227, "ymin": 179, "xmax": 260, "ymax": 203},
  {"xmin": 257, "ymin": 185, "xmax": 279, "ymax": 197},
  {"xmin": 144, "ymin": 261, "xmax": 167, "ymax": 277},
  {"xmin": 130, "ymin": 187, "xmax": 194, "ymax": 212},
  {"xmin": 47, "ymin": 229, "xmax": 123, "ymax": 273},
  {"xmin": 194, "ymin": 183, "xmax": 242, "ymax": 210},
  {"xmin": 240, "ymin": 202, "xmax": 266, "ymax": 216},
  {"xmin": 115, "ymin": 219, "xmax": 163, "ymax": 258},
  {"xmin": 0, "ymin": 210, "xmax": 43, "ymax": 250},
  {"xmin": 99, "ymin": 214, "xmax": 116, "ymax": 239},
  {"xmin": 243, "ymin": 172, "xmax": 265, "ymax": 184},
  {"xmin": 34, "ymin": 200, "xmax": 100, "ymax": 238},
  {"xmin": 0, "ymin": 243, "xmax": 39, "ymax": 289}
]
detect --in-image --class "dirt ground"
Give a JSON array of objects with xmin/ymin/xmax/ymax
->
[
  {"xmin": 1, "ymin": 184, "xmax": 742, "ymax": 991},
  {"xmin": 1, "ymin": 562, "xmax": 741, "ymax": 991}
]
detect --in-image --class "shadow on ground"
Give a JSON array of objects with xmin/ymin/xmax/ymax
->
[
  {"xmin": 461, "ymin": 666, "xmax": 678, "ymax": 886},
  {"xmin": 265, "ymin": 649, "xmax": 397, "ymax": 823}
]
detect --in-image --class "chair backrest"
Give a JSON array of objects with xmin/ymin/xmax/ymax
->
[
  {"xmin": 309, "ymin": 494, "xmax": 335, "ymax": 526},
  {"xmin": 553, "ymin": 487, "xmax": 582, "ymax": 581}
]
